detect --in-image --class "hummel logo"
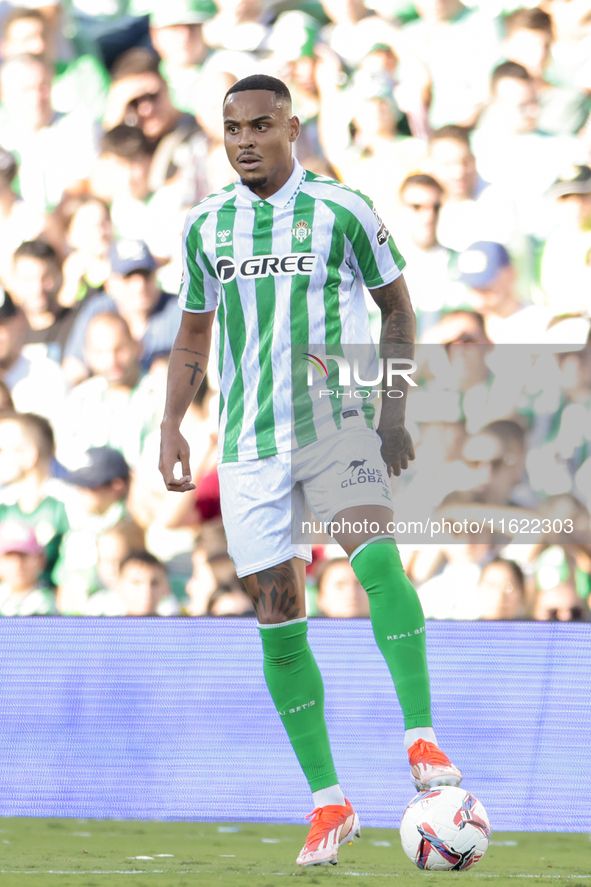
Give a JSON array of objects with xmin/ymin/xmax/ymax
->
[{"xmin": 216, "ymin": 229, "xmax": 232, "ymax": 247}]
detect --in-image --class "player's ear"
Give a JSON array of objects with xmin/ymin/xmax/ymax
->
[{"xmin": 289, "ymin": 115, "xmax": 300, "ymax": 142}]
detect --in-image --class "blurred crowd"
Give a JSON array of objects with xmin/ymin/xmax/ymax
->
[{"xmin": 0, "ymin": 0, "xmax": 590, "ymax": 621}]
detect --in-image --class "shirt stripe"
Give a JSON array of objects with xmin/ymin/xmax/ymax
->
[{"xmin": 179, "ymin": 162, "xmax": 406, "ymax": 463}]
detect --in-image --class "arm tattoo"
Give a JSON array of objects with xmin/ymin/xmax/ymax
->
[
  {"xmin": 370, "ymin": 276, "xmax": 417, "ymax": 346},
  {"xmin": 174, "ymin": 347, "xmax": 209, "ymax": 358},
  {"xmin": 185, "ymin": 361, "xmax": 203, "ymax": 385},
  {"xmin": 381, "ymin": 311, "xmax": 416, "ymax": 347},
  {"xmin": 248, "ymin": 562, "xmax": 301, "ymax": 624}
]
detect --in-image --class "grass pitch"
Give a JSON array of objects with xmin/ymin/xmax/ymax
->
[{"xmin": 0, "ymin": 819, "xmax": 588, "ymax": 887}]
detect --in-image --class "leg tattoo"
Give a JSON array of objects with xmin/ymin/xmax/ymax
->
[{"xmin": 248, "ymin": 562, "xmax": 302, "ymax": 624}]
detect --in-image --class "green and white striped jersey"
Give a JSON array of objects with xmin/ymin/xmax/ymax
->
[{"xmin": 179, "ymin": 159, "xmax": 405, "ymax": 463}]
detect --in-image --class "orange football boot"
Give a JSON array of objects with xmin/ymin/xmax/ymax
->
[
  {"xmin": 408, "ymin": 738, "xmax": 463, "ymax": 791},
  {"xmin": 296, "ymin": 798, "xmax": 360, "ymax": 866}
]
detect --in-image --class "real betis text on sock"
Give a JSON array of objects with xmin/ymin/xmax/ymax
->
[{"xmin": 351, "ymin": 537, "xmax": 432, "ymax": 729}]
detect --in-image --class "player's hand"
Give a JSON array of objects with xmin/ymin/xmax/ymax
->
[
  {"xmin": 378, "ymin": 425, "xmax": 416, "ymax": 477},
  {"xmin": 159, "ymin": 424, "xmax": 196, "ymax": 492}
]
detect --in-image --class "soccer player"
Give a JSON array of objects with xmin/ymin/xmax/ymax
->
[{"xmin": 159, "ymin": 74, "xmax": 461, "ymax": 868}]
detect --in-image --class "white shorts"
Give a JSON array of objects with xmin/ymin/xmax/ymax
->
[{"xmin": 218, "ymin": 428, "xmax": 393, "ymax": 577}]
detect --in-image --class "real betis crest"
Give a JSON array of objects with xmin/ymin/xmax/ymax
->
[{"xmin": 292, "ymin": 219, "xmax": 312, "ymax": 242}]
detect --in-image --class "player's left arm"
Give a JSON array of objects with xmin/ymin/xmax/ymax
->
[{"xmin": 369, "ymin": 274, "xmax": 417, "ymax": 477}]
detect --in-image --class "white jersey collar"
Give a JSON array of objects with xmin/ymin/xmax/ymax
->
[{"xmin": 234, "ymin": 159, "xmax": 306, "ymax": 208}]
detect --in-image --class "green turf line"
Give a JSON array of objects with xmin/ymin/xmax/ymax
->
[{"xmin": 0, "ymin": 821, "xmax": 588, "ymax": 887}]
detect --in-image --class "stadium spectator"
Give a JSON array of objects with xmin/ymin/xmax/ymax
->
[
  {"xmin": 184, "ymin": 545, "xmax": 218, "ymax": 616},
  {"xmin": 315, "ymin": 557, "xmax": 370, "ymax": 618},
  {"xmin": 316, "ymin": 45, "xmax": 427, "ymax": 229},
  {"xmin": 206, "ymin": 581, "xmax": 255, "ymax": 616},
  {"xmin": 461, "ymin": 420, "xmax": 528, "ymax": 508},
  {"xmin": 102, "ymin": 47, "xmax": 202, "ymax": 202},
  {"xmin": 543, "ymin": 0, "xmax": 591, "ymax": 97},
  {"xmin": 428, "ymin": 125, "xmax": 518, "ymax": 252},
  {"xmin": 0, "ymin": 146, "xmax": 47, "ymax": 288},
  {"xmin": 0, "ymin": 411, "xmax": 68, "ymax": 588},
  {"xmin": 90, "ymin": 125, "xmax": 154, "ymax": 242},
  {"xmin": 471, "ymin": 62, "xmax": 583, "ymax": 233},
  {"xmin": 55, "ymin": 446, "xmax": 131, "ymax": 614},
  {"xmin": 96, "ymin": 518, "xmax": 146, "ymax": 594},
  {"xmin": 191, "ymin": 69, "xmax": 237, "ymax": 193},
  {"xmin": 319, "ymin": 0, "xmax": 389, "ymax": 70},
  {"xmin": 0, "ymin": 53, "xmax": 100, "ymax": 212},
  {"xmin": 183, "ymin": 520, "xmax": 235, "ymax": 616},
  {"xmin": 202, "ymin": 0, "xmax": 270, "ymax": 55},
  {"xmin": 400, "ymin": 0, "xmax": 501, "ymax": 129},
  {"xmin": 540, "ymin": 165, "xmax": 591, "ymax": 314},
  {"xmin": 86, "ymin": 549, "xmax": 180, "ymax": 616},
  {"xmin": 526, "ymin": 337, "xmax": 591, "ymax": 499},
  {"xmin": 418, "ymin": 310, "xmax": 526, "ymax": 434},
  {"xmin": 417, "ymin": 540, "xmax": 491, "ymax": 620},
  {"xmin": 454, "ymin": 241, "xmax": 550, "ymax": 344},
  {"xmin": 148, "ymin": 0, "xmax": 217, "ymax": 117},
  {"xmin": 0, "ymin": 380, "xmax": 13, "ymax": 411},
  {"xmin": 263, "ymin": 11, "xmax": 322, "ymax": 165},
  {"xmin": 59, "ymin": 196, "xmax": 113, "ymax": 307},
  {"xmin": 393, "ymin": 174, "xmax": 464, "ymax": 336},
  {"xmin": 57, "ymin": 313, "xmax": 158, "ymax": 469},
  {"xmin": 62, "ymin": 239, "xmax": 181, "ymax": 385},
  {"xmin": 532, "ymin": 580, "xmax": 589, "ymax": 621},
  {"xmin": 0, "ymin": 290, "xmax": 67, "ymax": 426},
  {"xmin": 0, "ymin": 519, "xmax": 57, "ymax": 615},
  {"xmin": 502, "ymin": 7, "xmax": 590, "ymax": 136},
  {"xmin": 10, "ymin": 240, "xmax": 76, "ymax": 363},
  {"xmin": 0, "ymin": 5, "xmax": 110, "ymax": 119},
  {"xmin": 90, "ymin": 124, "xmax": 191, "ymax": 263},
  {"xmin": 128, "ymin": 363, "xmax": 216, "ymax": 571},
  {"xmin": 478, "ymin": 557, "xmax": 528, "ymax": 620}
]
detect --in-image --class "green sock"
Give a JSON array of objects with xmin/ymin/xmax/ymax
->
[
  {"xmin": 351, "ymin": 537, "xmax": 432, "ymax": 729},
  {"xmin": 258, "ymin": 618, "xmax": 338, "ymax": 792}
]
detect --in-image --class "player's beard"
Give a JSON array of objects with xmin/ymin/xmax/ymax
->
[{"xmin": 241, "ymin": 173, "xmax": 268, "ymax": 191}]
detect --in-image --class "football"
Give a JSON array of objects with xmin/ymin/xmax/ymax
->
[{"xmin": 399, "ymin": 786, "xmax": 491, "ymax": 871}]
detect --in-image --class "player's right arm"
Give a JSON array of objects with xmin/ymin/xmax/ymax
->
[{"xmin": 159, "ymin": 309, "xmax": 215, "ymax": 492}]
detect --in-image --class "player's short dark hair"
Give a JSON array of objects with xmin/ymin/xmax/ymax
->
[
  {"xmin": 491, "ymin": 61, "xmax": 531, "ymax": 92},
  {"xmin": 2, "ymin": 7, "xmax": 44, "ymax": 40},
  {"xmin": 430, "ymin": 125, "xmax": 472, "ymax": 149},
  {"xmin": 119, "ymin": 549, "xmax": 167, "ymax": 574},
  {"xmin": 101, "ymin": 124, "xmax": 152, "ymax": 159},
  {"xmin": 224, "ymin": 74, "xmax": 291, "ymax": 106},
  {"xmin": 482, "ymin": 419, "xmax": 526, "ymax": 449},
  {"xmin": 400, "ymin": 173, "xmax": 443, "ymax": 198},
  {"xmin": 14, "ymin": 239, "xmax": 59, "ymax": 267},
  {"xmin": 111, "ymin": 47, "xmax": 161, "ymax": 83},
  {"xmin": 504, "ymin": 7, "xmax": 553, "ymax": 37},
  {"xmin": 0, "ymin": 411, "xmax": 55, "ymax": 461}
]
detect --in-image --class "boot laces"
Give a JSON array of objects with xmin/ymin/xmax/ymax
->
[
  {"xmin": 303, "ymin": 803, "xmax": 350, "ymax": 850},
  {"xmin": 408, "ymin": 739, "xmax": 452, "ymax": 767}
]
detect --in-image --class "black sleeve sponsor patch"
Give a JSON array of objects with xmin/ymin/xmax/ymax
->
[{"xmin": 377, "ymin": 222, "xmax": 390, "ymax": 245}]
